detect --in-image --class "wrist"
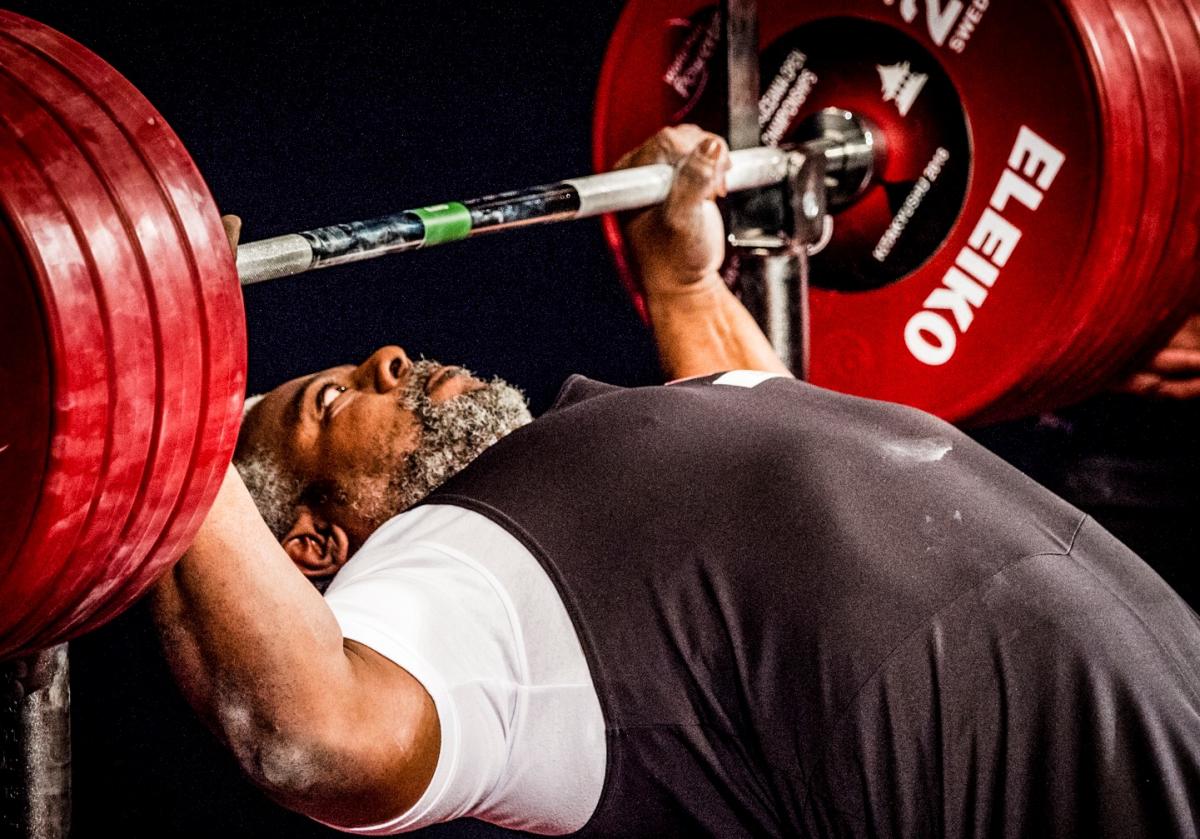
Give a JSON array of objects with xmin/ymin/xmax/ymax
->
[
  {"xmin": 645, "ymin": 277, "xmax": 792, "ymax": 380},
  {"xmin": 642, "ymin": 268, "xmax": 728, "ymax": 306}
]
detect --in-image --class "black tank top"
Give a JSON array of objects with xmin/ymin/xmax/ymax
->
[{"xmin": 428, "ymin": 374, "xmax": 1200, "ymax": 838}]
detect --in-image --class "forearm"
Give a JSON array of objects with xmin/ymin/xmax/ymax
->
[{"xmin": 646, "ymin": 272, "xmax": 792, "ymax": 380}]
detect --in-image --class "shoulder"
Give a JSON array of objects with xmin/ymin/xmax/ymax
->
[{"xmin": 325, "ymin": 506, "xmax": 529, "ymax": 681}]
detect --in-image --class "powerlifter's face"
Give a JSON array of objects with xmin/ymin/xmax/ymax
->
[
  {"xmin": 253, "ymin": 345, "xmax": 482, "ymax": 475},
  {"xmin": 242, "ymin": 345, "xmax": 484, "ymax": 539}
]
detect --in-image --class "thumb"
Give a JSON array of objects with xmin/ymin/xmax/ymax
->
[
  {"xmin": 221, "ymin": 214, "xmax": 242, "ymax": 257},
  {"xmin": 662, "ymin": 137, "xmax": 728, "ymax": 226}
]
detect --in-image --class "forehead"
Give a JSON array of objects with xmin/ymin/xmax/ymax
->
[
  {"xmin": 263, "ymin": 372, "xmax": 315, "ymax": 429},
  {"xmin": 249, "ymin": 372, "xmax": 307, "ymax": 440},
  {"xmin": 238, "ymin": 365, "xmax": 340, "ymax": 457}
]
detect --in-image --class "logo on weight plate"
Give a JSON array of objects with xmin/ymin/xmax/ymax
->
[
  {"xmin": 903, "ymin": 126, "xmax": 1066, "ymax": 366},
  {"xmin": 759, "ymin": 50, "xmax": 819, "ymax": 146},
  {"xmin": 881, "ymin": 0, "xmax": 992, "ymax": 54},
  {"xmin": 663, "ymin": 11, "xmax": 722, "ymax": 110},
  {"xmin": 877, "ymin": 61, "xmax": 927, "ymax": 117}
]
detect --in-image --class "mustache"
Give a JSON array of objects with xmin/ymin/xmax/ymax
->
[
  {"xmin": 305, "ymin": 363, "xmax": 532, "ymax": 547},
  {"xmin": 384, "ymin": 369, "xmax": 532, "ymax": 514},
  {"xmin": 399, "ymin": 359, "xmax": 448, "ymax": 403},
  {"xmin": 397, "ymin": 359, "xmax": 478, "ymax": 409}
]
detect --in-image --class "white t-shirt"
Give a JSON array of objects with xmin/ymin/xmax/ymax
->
[{"xmin": 322, "ymin": 503, "xmax": 607, "ymax": 835}]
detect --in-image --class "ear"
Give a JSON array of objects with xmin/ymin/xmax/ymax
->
[{"xmin": 281, "ymin": 506, "xmax": 351, "ymax": 583}]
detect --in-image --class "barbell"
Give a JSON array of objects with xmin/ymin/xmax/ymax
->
[
  {"xmin": 0, "ymin": 0, "xmax": 1198, "ymax": 659},
  {"xmin": 0, "ymin": 10, "xmax": 861, "ymax": 660}
]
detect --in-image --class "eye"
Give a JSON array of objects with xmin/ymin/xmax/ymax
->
[{"xmin": 316, "ymin": 383, "xmax": 348, "ymax": 417}]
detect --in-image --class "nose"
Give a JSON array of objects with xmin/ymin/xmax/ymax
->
[{"xmin": 353, "ymin": 345, "xmax": 410, "ymax": 392}]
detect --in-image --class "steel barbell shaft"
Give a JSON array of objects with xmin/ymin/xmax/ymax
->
[{"xmin": 236, "ymin": 146, "xmax": 796, "ymax": 285}]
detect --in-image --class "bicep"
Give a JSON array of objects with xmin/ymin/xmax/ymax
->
[{"xmin": 313, "ymin": 640, "xmax": 441, "ymax": 830}]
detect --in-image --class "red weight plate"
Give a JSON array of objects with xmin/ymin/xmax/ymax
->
[
  {"xmin": 38, "ymin": 16, "xmax": 247, "ymax": 643},
  {"xmin": 0, "ymin": 31, "xmax": 162, "ymax": 652},
  {"xmin": 55, "ymin": 22, "xmax": 247, "ymax": 639},
  {"xmin": 1070, "ymin": 0, "xmax": 1188, "ymax": 394},
  {"xmin": 1182, "ymin": 0, "xmax": 1200, "ymax": 311},
  {"xmin": 1007, "ymin": 0, "xmax": 1200, "ymax": 416},
  {"xmin": 1149, "ymin": 0, "xmax": 1200, "ymax": 309},
  {"xmin": 1090, "ymin": 0, "xmax": 1200, "ymax": 377},
  {"xmin": 594, "ymin": 0, "xmax": 1157, "ymax": 422},
  {"xmin": 0, "ymin": 12, "xmax": 245, "ymax": 659},
  {"xmin": 0, "ymin": 89, "xmax": 112, "ymax": 652},
  {"xmin": 1, "ymin": 19, "xmax": 208, "ymax": 648},
  {"xmin": 1025, "ymin": 0, "xmax": 1184, "ymax": 411},
  {"xmin": 982, "ymin": 0, "xmax": 1166, "ymax": 416}
]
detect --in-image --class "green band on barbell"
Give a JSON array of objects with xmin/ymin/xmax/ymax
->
[{"xmin": 412, "ymin": 202, "xmax": 473, "ymax": 246}]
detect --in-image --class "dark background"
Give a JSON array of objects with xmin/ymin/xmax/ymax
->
[{"xmin": 6, "ymin": 2, "xmax": 1198, "ymax": 836}]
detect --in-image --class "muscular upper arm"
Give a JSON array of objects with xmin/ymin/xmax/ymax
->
[
  {"xmin": 231, "ymin": 638, "xmax": 440, "ymax": 829},
  {"xmin": 307, "ymin": 640, "xmax": 441, "ymax": 829},
  {"xmin": 151, "ymin": 468, "xmax": 440, "ymax": 829}
]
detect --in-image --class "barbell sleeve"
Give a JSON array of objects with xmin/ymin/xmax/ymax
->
[{"xmin": 235, "ymin": 146, "xmax": 793, "ymax": 285}]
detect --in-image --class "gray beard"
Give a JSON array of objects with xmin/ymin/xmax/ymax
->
[{"xmin": 375, "ymin": 360, "xmax": 532, "ymax": 520}]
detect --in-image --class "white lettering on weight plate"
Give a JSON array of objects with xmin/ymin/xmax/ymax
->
[
  {"xmin": 881, "ymin": 0, "xmax": 991, "ymax": 53},
  {"xmin": 758, "ymin": 50, "xmax": 819, "ymax": 147},
  {"xmin": 903, "ymin": 126, "xmax": 1066, "ymax": 366}
]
